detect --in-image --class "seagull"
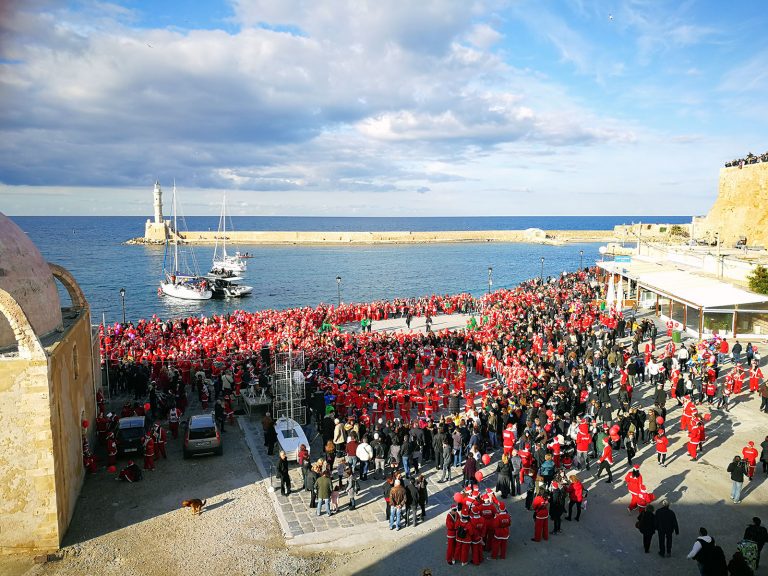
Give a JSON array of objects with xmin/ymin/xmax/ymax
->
[
  {"xmin": 147, "ymin": 43, "xmax": 153, "ymax": 48},
  {"xmin": 608, "ymin": 14, "xmax": 614, "ymax": 21}
]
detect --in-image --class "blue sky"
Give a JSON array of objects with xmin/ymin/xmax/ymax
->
[{"xmin": 1, "ymin": 0, "xmax": 766, "ymax": 216}]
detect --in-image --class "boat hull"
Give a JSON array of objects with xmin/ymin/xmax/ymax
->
[
  {"xmin": 160, "ymin": 282, "xmax": 212, "ymax": 300},
  {"xmin": 275, "ymin": 417, "xmax": 309, "ymax": 462}
]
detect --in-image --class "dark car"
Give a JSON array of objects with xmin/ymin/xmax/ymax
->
[
  {"xmin": 116, "ymin": 416, "xmax": 146, "ymax": 456},
  {"xmin": 183, "ymin": 414, "xmax": 222, "ymax": 459}
]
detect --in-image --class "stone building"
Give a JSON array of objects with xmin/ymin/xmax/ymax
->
[{"xmin": 0, "ymin": 213, "xmax": 98, "ymax": 554}]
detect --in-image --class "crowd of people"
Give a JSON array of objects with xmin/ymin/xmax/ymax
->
[
  {"xmin": 93, "ymin": 268, "xmax": 768, "ymax": 573},
  {"xmin": 724, "ymin": 151, "xmax": 768, "ymax": 168}
]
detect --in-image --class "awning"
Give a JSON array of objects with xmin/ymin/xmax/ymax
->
[{"xmin": 597, "ymin": 259, "xmax": 768, "ymax": 309}]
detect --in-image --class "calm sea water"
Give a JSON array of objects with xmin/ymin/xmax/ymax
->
[{"xmin": 10, "ymin": 216, "xmax": 690, "ymax": 323}]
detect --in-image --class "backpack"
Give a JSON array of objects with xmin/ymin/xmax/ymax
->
[{"xmin": 457, "ymin": 525, "xmax": 468, "ymax": 539}]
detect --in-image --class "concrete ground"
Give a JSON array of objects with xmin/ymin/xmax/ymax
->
[{"xmin": 2, "ymin": 311, "xmax": 767, "ymax": 576}]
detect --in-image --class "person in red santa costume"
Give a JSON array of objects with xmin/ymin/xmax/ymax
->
[
  {"xmin": 749, "ymin": 361, "xmax": 763, "ymax": 393},
  {"xmin": 445, "ymin": 504, "xmax": 459, "ymax": 565},
  {"xmin": 491, "ymin": 501, "xmax": 511, "ymax": 559},
  {"xmin": 454, "ymin": 507, "xmax": 473, "ymax": 566},
  {"xmin": 742, "ymin": 441, "xmax": 759, "ymax": 479},
  {"xmin": 531, "ymin": 489, "xmax": 549, "ymax": 542},
  {"xmin": 142, "ymin": 431, "xmax": 155, "ymax": 471},
  {"xmin": 168, "ymin": 405, "xmax": 182, "ymax": 439},
  {"xmin": 106, "ymin": 431, "xmax": 118, "ymax": 467},
  {"xmin": 655, "ymin": 427, "xmax": 669, "ymax": 467},
  {"xmin": 624, "ymin": 465, "xmax": 643, "ymax": 512},
  {"xmin": 687, "ymin": 416, "xmax": 703, "ymax": 460},
  {"xmin": 469, "ymin": 503, "xmax": 485, "ymax": 565}
]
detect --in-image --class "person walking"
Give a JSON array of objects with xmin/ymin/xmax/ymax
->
[
  {"xmin": 637, "ymin": 504, "xmax": 656, "ymax": 553},
  {"xmin": 744, "ymin": 517, "xmax": 767, "ymax": 569},
  {"xmin": 687, "ymin": 527, "xmax": 715, "ymax": 575},
  {"xmin": 277, "ymin": 450, "xmax": 291, "ymax": 496},
  {"xmin": 654, "ymin": 499, "xmax": 679, "ymax": 557},
  {"xmin": 596, "ymin": 437, "xmax": 614, "ymax": 482},
  {"xmin": 728, "ymin": 455, "xmax": 747, "ymax": 503}
]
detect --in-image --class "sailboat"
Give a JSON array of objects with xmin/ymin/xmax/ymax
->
[
  {"xmin": 159, "ymin": 183, "xmax": 212, "ymax": 301},
  {"xmin": 210, "ymin": 192, "xmax": 246, "ymax": 274}
]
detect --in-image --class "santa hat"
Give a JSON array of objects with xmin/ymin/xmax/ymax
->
[
  {"xmin": 552, "ymin": 481, "xmax": 559, "ymax": 489},
  {"xmin": 603, "ymin": 437, "xmax": 609, "ymax": 444},
  {"xmin": 748, "ymin": 441, "xmax": 755, "ymax": 447},
  {"xmin": 633, "ymin": 464, "xmax": 640, "ymax": 470}
]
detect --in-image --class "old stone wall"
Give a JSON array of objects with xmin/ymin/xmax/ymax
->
[
  {"xmin": 699, "ymin": 163, "xmax": 768, "ymax": 246},
  {"xmin": 48, "ymin": 311, "xmax": 95, "ymax": 545},
  {"xmin": 0, "ymin": 358, "xmax": 59, "ymax": 553},
  {"xmin": 0, "ymin": 310, "xmax": 95, "ymax": 555}
]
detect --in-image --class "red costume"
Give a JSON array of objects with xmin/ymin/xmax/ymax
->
[
  {"xmin": 455, "ymin": 513, "xmax": 472, "ymax": 565},
  {"xmin": 742, "ymin": 442, "xmax": 758, "ymax": 478},
  {"xmin": 491, "ymin": 504, "xmax": 511, "ymax": 559},
  {"xmin": 445, "ymin": 507, "xmax": 458, "ymax": 565},
  {"xmin": 142, "ymin": 433, "xmax": 155, "ymax": 470},
  {"xmin": 532, "ymin": 494, "xmax": 549, "ymax": 541}
]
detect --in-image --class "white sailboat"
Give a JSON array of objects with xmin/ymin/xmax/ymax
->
[
  {"xmin": 211, "ymin": 192, "xmax": 246, "ymax": 274},
  {"xmin": 159, "ymin": 183, "xmax": 212, "ymax": 301}
]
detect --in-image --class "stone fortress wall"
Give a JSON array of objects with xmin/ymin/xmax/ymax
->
[{"xmin": 697, "ymin": 162, "xmax": 768, "ymax": 246}]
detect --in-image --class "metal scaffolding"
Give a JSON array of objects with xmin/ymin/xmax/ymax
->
[{"xmin": 272, "ymin": 346, "xmax": 306, "ymax": 425}]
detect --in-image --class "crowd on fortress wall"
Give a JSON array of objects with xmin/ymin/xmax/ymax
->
[
  {"xmin": 94, "ymin": 270, "xmax": 768, "ymax": 573},
  {"xmin": 725, "ymin": 151, "xmax": 768, "ymax": 168}
]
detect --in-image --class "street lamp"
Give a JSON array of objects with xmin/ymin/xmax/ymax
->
[
  {"xmin": 487, "ymin": 266, "xmax": 493, "ymax": 295},
  {"xmin": 336, "ymin": 276, "xmax": 342, "ymax": 307},
  {"xmin": 579, "ymin": 249, "xmax": 584, "ymax": 270},
  {"xmin": 540, "ymin": 257, "xmax": 545, "ymax": 281},
  {"xmin": 119, "ymin": 287, "xmax": 126, "ymax": 324}
]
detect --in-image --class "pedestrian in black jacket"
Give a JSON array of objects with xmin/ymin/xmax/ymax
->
[
  {"xmin": 277, "ymin": 451, "xmax": 291, "ymax": 496},
  {"xmin": 744, "ymin": 517, "xmax": 768, "ymax": 568},
  {"xmin": 637, "ymin": 505, "xmax": 656, "ymax": 553},
  {"xmin": 654, "ymin": 499, "xmax": 679, "ymax": 557}
]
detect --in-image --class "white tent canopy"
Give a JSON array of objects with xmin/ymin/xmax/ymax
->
[{"xmin": 598, "ymin": 259, "xmax": 768, "ymax": 309}]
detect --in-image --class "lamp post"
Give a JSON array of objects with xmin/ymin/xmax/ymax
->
[
  {"xmin": 336, "ymin": 276, "xmax": 342, "ymax": 307},
  {"xmin": 540, "ymin": 257, "xmax": 545, "ymax": 281},
  {"xmin": 579, "ymin": 249, "xmax": 584, "ymax": 270},
  {"xmin": 119, "ymin": 287, "xmax": 126, "ymax": 324},
  {"xmin": 488, "ymin": 266, "xmax": 493, "ymax": 295}
]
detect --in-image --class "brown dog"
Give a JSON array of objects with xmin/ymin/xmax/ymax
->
[{"xmin": 181, "ymin": 499, "xmax": 207, "ymax": 515}]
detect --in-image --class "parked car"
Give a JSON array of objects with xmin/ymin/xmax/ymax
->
[
  {"xmin": 183, "ymin": 414, "xmax": 222, "ymax": 458},
  {"xmin": 116, "ymin": 416, "xmax": 146, "ymax": 456}
]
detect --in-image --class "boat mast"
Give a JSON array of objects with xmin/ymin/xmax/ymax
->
[
  {"xmin": 173, "ymin": 180, "xmax": 178, "ymax": 276},
  {"xmin": 221, "ymin": 191, "xmax": 227, "ymax": 259}
]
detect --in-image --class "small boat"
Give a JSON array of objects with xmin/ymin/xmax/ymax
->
[
  {"xmin": 274, "ymin": 416, "xmax": 309, "ymax": 462},
  {"xmin": 208, "ymin": 276, "xmax": 253, "ymax": 299},
  {"xmin": 211, "ymin": 192, "xmax": 247, "ymax": 273},
  {"xmin": 159, "ymin": 182, "xmax": 212, "ymax": 301}
]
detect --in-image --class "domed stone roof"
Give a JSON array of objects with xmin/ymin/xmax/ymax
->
[{"xmin": 0, "ymin": 213, "xmax": 62, "ymax": 350}]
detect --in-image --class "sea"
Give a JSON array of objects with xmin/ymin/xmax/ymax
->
[{"xmin": 10, "ymin": 216, "xmax": 691, "ymax": 324}]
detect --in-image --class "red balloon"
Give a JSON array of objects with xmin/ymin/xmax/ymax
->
[
  {"xmin": 453, "ymin": 492, "xmax": 464, "ymax": 504},
  {"xmin": 656, "ymin": 416, "xmax": 664, "ymax": 425},
  {"xmin": 423, "ymin": 369, "xmax": 430, "ymax": 376},
  {"xmin": 703, "ymin": 413, "xmax": 712, "ymax": 421},
  {"xmin": 610, "ymin": 425, "xmax": 620, "ymax": 433},
  {"xmin": 107, "ymin": 465, "xmax": 117, "ymax": 473},
  {"xmin": 482, "ymin": 454, "xmax": 491, "ymax": 466},
  {"xmin": 475, "ymin": 471, "xmax": 484, "ymax": 482},
  {"xmin": 81, "ymin": 419, "xmax": 89, "ymax": 429},
  {"xmin": 546, "ymin": 409, "xmax": 553, "ymax": 417},
  {"xmin": 610, "ymin": 433, "xmax": 619, "ymax": 441},
  {"xmin": 144, "ymin": 403, "xmax": 151, "ymax": 412}
]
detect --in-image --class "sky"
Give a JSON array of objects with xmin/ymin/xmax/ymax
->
[{"xmin": 1, "ymin": 0, "xmax": 766, "ymax": 216}]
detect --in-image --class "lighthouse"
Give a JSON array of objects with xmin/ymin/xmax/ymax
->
[
  {"xmin": 144, "ymin": 181, "xmax": 169, "ymax": 242},
  {"xmin": 153, "ymin": 181, "xmax": 164, "ymax": 224}
]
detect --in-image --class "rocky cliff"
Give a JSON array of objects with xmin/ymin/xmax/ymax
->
[{"xmin": 699, "ymin": 162, "xmax": 768, "ymax": 246}]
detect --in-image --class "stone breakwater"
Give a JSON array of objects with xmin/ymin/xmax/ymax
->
[{"xmin": 128, "ymin": 229, "xmax": 628, "ymax": 246}]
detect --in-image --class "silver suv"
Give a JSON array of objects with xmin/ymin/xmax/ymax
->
[{"xmin": 183, "ymin": 414, "xmax": 223, "ymax": 458}]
